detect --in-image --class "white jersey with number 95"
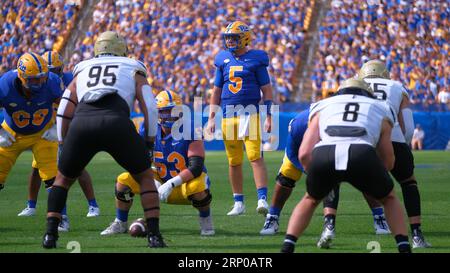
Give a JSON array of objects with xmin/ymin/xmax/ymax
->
[{"xmin": 73, "ymin": 56, "xmax": 147, "ymax": 112}]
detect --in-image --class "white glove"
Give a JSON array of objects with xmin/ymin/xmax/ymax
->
[
  {"xmin": 0, "ymin": 128, "xmax": 16, "ymax": 147},
  {"xmin": 158, "ymin": 176, "xmax": 183, "ymax": 202},
  {"xmin": 42, "ymin": 124, "xmax": 58, "ymax": 142}
]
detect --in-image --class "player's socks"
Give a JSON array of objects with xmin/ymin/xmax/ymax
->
[
  {"xmin": 46, "ymin": 216, "xmax": 60, "ymax": 235},
  {"xmin": 27, "ymin": 200, "xmax": 37, "ymax": 209},
  {"xmin": 146, "ymin": 217, "xmax": 160, "ymax": 235},
  {"xmin": 116, "ymin": 208, "xmax": 129, "ymax": 222},
  {"xmin": 411, "ymin": 223, "xmax": 422, "ymax": 235},
  {"xmin": 257, "ymin": 187, "xmax": 268, "ymax": 201},
  {"xmin": 324, "ymin": 214, "xmax": 336, "ymax": 227},
  {"xmin": 88, "ymin": 199, "xmax": 99, "ymax": 208},
  {"xmin": 199, "ymin": 208, "xmax": 211, "ymax": 218},
  {"xmin": 233, "ymin": 193, "xmax": 244, "ymax": 203},
  {"xmin": 395, "ymin": 235, "xmax": 412, "ymax": 253},
  {"xmin": 61, "ymin": 206, "xmax": 67, "ymax": 216},
  {"xmin": 281, "ymin": 234, "xmax": 298, "ymax": 253},
  {"xmin": 269, "ymin": 206, "xmax": 281, "ymax": 217},
  {"xmin": 371, "ymin": 207, "xmax": 384, "ymax": 217}
]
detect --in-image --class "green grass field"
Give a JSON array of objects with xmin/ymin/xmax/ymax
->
[{"xmin": 0, "ymin": 150, "xmax": 449, "ymax": 253}]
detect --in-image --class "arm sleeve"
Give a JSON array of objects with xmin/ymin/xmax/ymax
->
[{"xmin": 142, "ymin": 85, "xmax": 157, "ymax": 137}]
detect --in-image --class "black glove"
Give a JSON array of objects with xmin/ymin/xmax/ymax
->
[{"xmin": 146, "ymin": 141, "xmax": 154, "ymax": 163}]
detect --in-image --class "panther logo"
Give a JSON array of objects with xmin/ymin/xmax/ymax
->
[{"xmin": 18, "ymin": 60, "xmax": 26, "ymax": 72}]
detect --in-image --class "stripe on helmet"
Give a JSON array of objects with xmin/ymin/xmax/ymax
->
[
  {"xmin": 166, "ymin": 90, "xmax": 173, "ymax": 103},
  {"xmin": 29, "ymin": 52, "xmax": 43, "ymax": 73}
]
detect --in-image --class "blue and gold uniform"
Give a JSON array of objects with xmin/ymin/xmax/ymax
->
[
  {"xmin": 278, "ymin": 109, "xmax": 309, "ymax": 182},
  {"xmin": 118, "ymin": 92, "xmax": 210, "ymax": 205},
  {"xmin": 214, "ymin": 41, "xmax": 271, "ymax": 166},
  {"xmin": 0, "ymin": 67, "xmax": 63, "ymax": 185}
]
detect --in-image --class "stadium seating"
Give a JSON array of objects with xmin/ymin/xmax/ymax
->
[
  {"xmin": 311, "ymin": 0, "xmax": 448, "ymax": 111},
  {"xmin": 0, "ymin": 0, "xmax": 84, "ymax": 75}
]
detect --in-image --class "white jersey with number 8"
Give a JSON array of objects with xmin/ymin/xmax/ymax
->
[{"xmin": 309, "ymin": 94, "xmax": 395, "ymax": 148}]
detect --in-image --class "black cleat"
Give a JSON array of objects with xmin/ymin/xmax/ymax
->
[
  {"xmin": 42, "ymin": 233, "xmax": 58, "ymax": 249},
  {"xmin": 148, "ymin": 233, "xmax": 167, "ymax": 248}
]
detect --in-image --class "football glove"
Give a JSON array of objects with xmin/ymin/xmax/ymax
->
[
  {"xmin": 42, "ymin": 124, "xmax": 58, "ymax": 142},
  {"xmin": 0, "ymin": 128, "xmax": 16, "ymax": 147},
  {"xmin": 158, "ymin": 176, "xmax": 182, "ymax": 202}
]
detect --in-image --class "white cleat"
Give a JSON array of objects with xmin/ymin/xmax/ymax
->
[
  {"xmin": 374, "ymin": 215, "xmax": 391, "ymax": 235},
  {"xmin": 100, "ymin": 220, "xmax": 128, "ymax": 236},
  {"xmin": 317, "ymin": 223, "xmax": 335, "ymax": 249},
  {"xmin": 58, "ymin": 215, "xmax": 70, "ymax": 232},
  {"xmin": 86, "ymin": 206, "xmax": 100, "ymax": 217},
  {"xmin": 227, "ymin": 201, "xmax": 246, "ymax": 216},
  {"xmin": 199, "ymin": 215, "xmax": 215, "ymax": 236},
  {"xmin": 18, "ymin": 207, "xmax": 36, "ymax": 217},
  {"xmin": 260, "ymin": 214, "xmax": 279, "ymax": 235},
  {"xmin": 256, "ymin": 199, "xmax": 269, "ymax": 216},
  {"xmin": 412, "ymin": 231, "xmax": 432, "ymax": 248}
]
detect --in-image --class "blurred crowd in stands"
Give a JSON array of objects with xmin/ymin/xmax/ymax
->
[{"xmin": 312, "ymin": 0, "xmax": 448, "ymax": 111}]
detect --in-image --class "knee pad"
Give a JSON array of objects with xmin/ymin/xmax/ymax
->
[
  {"xmin": 115, "ymin": 186, "xmax": 135, "ymax": 203},
  {"xmin": 276, "ymin": 173, "xmax": 296, "ymax": 188},
  {"xmin": 43, "ymin": 177, "xmax": 55, "ymax": 189},
  {"xmin": 190, "ymin": 190, "xmax": 212, "ymax": 208}
]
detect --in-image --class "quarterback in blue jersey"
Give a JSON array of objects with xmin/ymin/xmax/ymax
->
[
  {"xmin": 0, "ymin": 52, "xmax": 62, "ymax": 195},
  {"xmin": 101, "ymin": 90, "xmax": 214, "ymax": 237},
  {"xmin": 18, "ymin": 51, "xmax": 100, "ymax": 223},
  {"xmin": 207, "ymin": 21, "xmax": 274, "ymax": 217}
]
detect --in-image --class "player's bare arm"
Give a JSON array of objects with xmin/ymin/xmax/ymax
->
[
  {"xmin": 135, "ymin": 72, "xmax": 156, "ymax": 144},
  {"xmin": 207, "ymin": 86, "xmax": 222, "ymax": 134},
  {"xmin": 299, "ymin": 113, "xmax": 320, "ymax": 172},
  {"xmin": 261, "ymin": 83, "xmax": 273, "ymax": 133},
  {"xmin": 376, "ymin": 119, "xmax": 395, "ymax": 171}
]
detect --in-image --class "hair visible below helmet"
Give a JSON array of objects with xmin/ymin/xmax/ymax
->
[
  {"xmin": 358, "ymin": 60, "xmax": 390, "ymax": 79},
  {"xmin": 94, "ymin": 31, "xmax": 128, "ymax": 57},
  {"xmin": 155, "ymin": 90, "xmax": 183, "ymax": 128},
  {"xmin": 42, "ymin": 51, "xmax": 64, "ymax": 76},
  {"xmin": 222, "ymin": 21, "xmax": 252, "ymax": 52},
  {"xmin": 17, "ymin": 52, "xmax": 49, "ymax": 92},
  {"xmin": 337, "ymin": 78, "xmax": 374, "ymax": 97}
]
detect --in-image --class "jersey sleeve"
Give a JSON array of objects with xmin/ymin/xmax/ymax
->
[
  {"xmin": 257, "ymin": 50, "xmax": 270, "ymax": 67},
  {"xmin": 49, "ymin": 74, "xmax": 64, "ymax": 100},
  {"xmin": 255, "ymin": 66, "xmax": 270, "ymax": 87},
  {"xmin": 308, "ymin": 101, "xmax": 322, "ymax": 122},
  {"xmin": 134, "ymin": 60, "xmax": 147, "ymax": 77},
  {"xmin": 214, "ymin": 51, "xmax": 225, "ymax": 68},
  {"xmin": 214, "ymin": 67, "xmax": 224, "ymax": 88}
]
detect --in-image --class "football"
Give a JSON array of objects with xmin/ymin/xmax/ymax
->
[{"xmin": 129, "ymin": 218, "xmax": 147, "ymax": 237}]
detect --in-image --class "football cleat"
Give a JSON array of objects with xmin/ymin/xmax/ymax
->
[
  {"xmin": 317, "ymin": 222, "xmax": 335, "ymax": 249},
  {"xmin": 373, "ymin": 214, "xmax": 391, "ymax": 235},
  {"xmin": 199, "ymin": 215, "xmax": 215, "ymax": 236},
  {"xmin": 100, "ymin": 220, "xmax": 127, "ymax": 236},
  {"xmin": 18, "ymin": 207, "xmax": 36, "ymax": 217},
  {"xmin": 148, "ymin": 233, "xmax": 167, "ymax": 248},
  {"xmin": 412, "ymin": 230, "xmax": 432, "ymax": 248},
  {"xmin": 256, "ymin": 199, "xmax": 269, "ymax": 216},
  {"xmin": 260, "ymin": 214, "xmax": 279, "ymax": 235},
  {"xmin": 58, "ymin": 215, "xmax": 70, "ymax": 232},
  {"xmin": 86, "ymin": 206, "xmax": 100, "ymax": 217},
  {"xmin": 42, "ymin": 233, "xmax": 58, "ymax": 249},
  {"xmin": 227, "ymin": 201, "xmax": 245, "ymax": 216}
]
